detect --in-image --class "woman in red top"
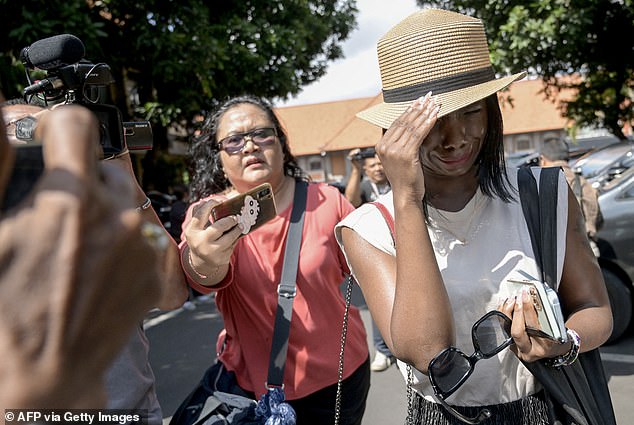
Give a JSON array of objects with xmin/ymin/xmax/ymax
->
[{"xmin": 178, "ymin": 95, "xmax": 370, "ymax": 424}]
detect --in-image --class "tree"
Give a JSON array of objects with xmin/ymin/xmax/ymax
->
[
  {"xmin": 418, "ymin": 0, "xmax": 634, "ymax": 140},
  {"xmin": 0, "ymin": 0, "xmax": 358, "ymax": 188}
]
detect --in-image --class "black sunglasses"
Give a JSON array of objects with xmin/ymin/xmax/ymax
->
[
  {"xmin": 428, "ymin": 310, "xmax": 513, "ymax": 424},
  {"xmin": 217, "ymin": 127, "xmax": 277, "ymax": 154}
]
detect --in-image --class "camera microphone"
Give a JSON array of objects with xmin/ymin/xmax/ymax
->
[
  {"xmin": 23, "ymin": 77, "xmax": 64, "ymax": 96},
  {"xmin": 20, "ymin": 34, "xmax": 85, "ymax": 70}
]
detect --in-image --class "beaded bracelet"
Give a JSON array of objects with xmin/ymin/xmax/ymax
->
[{"xmin": 546, "ymin": 328, "xmax": 581, "ymax": 368}]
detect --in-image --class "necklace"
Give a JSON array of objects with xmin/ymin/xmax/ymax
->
[{"xmin": 427, "ymin": 190, "xmax": 489, "ymax": 245}]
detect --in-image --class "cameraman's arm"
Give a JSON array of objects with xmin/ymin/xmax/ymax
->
[
  {"xmin": 345, "ymin": 149, "xmax": 363, "ymax": 207},
  {"xmin": 108, "ymin": 151, "xmax": 188, "ymax": 310}
]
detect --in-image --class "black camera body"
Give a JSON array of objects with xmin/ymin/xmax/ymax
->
[{"xmin": 351, "ymin": 148, "xmax": 376, "ymax": 162}]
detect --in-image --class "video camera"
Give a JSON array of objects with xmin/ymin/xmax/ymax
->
[
  {"xmin": 351, "ymin": 148, "xmax": 376, "ymax": 162},
  {"xmin": 20, "ymin": 34, "xmax": 153, "ymax": 156},
  {"xmin": 1, "ymin": 34, "xmax": 152, "ymax": 213}
]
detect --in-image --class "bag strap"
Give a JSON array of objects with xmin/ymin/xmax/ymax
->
[
  {"xmin": 371, "ymin": 201, "xmax": 395, "ymax": 246},
  {"xmin": 266, "ymin": 180, "xmax": 308, "ymax": 388},
  {"xmin": 518, "ymin": 166, "xmax": 560, "ymax": 287},
  {"xmin": 335, "ymin": 201, "xmax": 396, "ymax": 425}
]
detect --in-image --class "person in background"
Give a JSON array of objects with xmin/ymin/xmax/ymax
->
[
  {"xmin": 335, "ymin": 9, "xmax": 611, "ymax": 424},
  {"xmin": 178, "ymin": 95, "xmax": 370, "ymax": 424},
  {"xmin": 169, "ymin": 183, "xmax": 190, "ymax": 243},
  {"xmin": 102, "ymin": 148, "xmax": 188, "ymax": 425},
  {"xmin": 345, "ymin": 147, "xmax": 391, "ymax": 207},
  {"xmin": 539, "ymin": 138, "xmax": 602, "ymax": 256},
  {"xmin": 0, "ymin": 101, "xmax": 162, "ymax": 411},
  {"xmin": 1, "ymin": 100, "xmax": 188, "ymax": 424},
  {"xmin": 344, "ymin": 147, "xmax": 396, "ymax": 372}
]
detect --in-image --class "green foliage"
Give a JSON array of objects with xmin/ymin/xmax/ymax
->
[
  {"xmin": 0, "ymin": 0, "xmax": 358, "ymax": 189},
  {"xmin": 418, "ymin": 0, "xmax": 634, "ymax": 140}
]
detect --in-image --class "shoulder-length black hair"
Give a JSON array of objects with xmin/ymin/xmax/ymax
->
[
  {"xmin": 188, "ymin": 95, "xmax": 306, "ymax": 202},
  {"xmin": 475, "ymin": 94, "xmax": 514, "ymax": 203}
]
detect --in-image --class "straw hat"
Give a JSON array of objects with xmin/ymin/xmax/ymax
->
[{"xmin": 357, "ymin": 9, "xmax": 526, "ymax": 129}]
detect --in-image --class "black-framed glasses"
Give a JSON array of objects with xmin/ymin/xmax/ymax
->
[
  {"xmin": 218, "ymin": 127, "xmax": 277, "ymax": 154},
  {"xmin": 428, "ymin": 310, "xmax": 513, "ymax": 424}
]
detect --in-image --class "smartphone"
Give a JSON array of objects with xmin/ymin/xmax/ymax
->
[
  {"xmin": 506, "ymin": 279, "xmax": 567, "ymax": 343},
  {"xmin": 211, "ymin": 183, "xmax": 277, "ymax": 235}
]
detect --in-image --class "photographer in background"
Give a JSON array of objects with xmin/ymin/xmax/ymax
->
[
  {"xmin": 344, "ymin": 147, "xmax": 395, "ymax": 372},
  {"xmin": 1, "ymin": 100, "xmax": 187, "ymax": 423},
  {"xmin": 539, "ymin": 138, "xmax": 602, "ymax": 256},
  {"xmin": 345, "ymin": 147, "xmax": 391, "ymax": 207},
  {"xmin": 0, "ymin": 100, "xmax": 162, "ymax": 410}
]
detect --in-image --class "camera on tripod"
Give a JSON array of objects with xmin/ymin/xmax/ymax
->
[{"xmin": 20, "ymin": 34, "xmax": 153, "ymax": 157}]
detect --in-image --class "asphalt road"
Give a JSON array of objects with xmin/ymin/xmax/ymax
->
[{"xmin": 147, "ymin": 286, "xmax": 634, "ymax": 424}]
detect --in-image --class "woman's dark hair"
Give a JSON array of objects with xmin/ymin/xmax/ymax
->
[
  {"xmin": 476, "ymin": 94, "xmax": 514, "ymax": 203},
  {"xmin": 188, "ymin": 95, "xmax": 306, "ymax": 202}
]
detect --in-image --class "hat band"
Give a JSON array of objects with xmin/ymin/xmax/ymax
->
[{"xmin": 382, "ymin": 67, "xmax": 496, "ymax": 103}]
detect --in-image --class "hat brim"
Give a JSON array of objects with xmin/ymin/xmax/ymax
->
[{"xmin": 357, "ymin": 72, "xmax": 526, "ymax": 129}]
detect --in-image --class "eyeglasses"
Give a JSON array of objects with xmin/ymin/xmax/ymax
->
[
  {"xmin": 428, "ymin": 310, "xmax": 513, "ymax": 424},
  {"xmin": 217, "ymin": 127, "xmax": 277, "ymax": 154}
]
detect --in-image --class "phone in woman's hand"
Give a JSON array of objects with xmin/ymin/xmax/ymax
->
[{"xmin": 211, "ymin": 183, "xmax": 277, "ymax": 235}]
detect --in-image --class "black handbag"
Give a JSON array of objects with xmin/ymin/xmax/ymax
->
[
  {"xmin": 517, "ymin": 166, "xmax": 616, "ymax": 425},
  {"xmin": 170, "ymin": 180, "xmax": 308, "ymax": 425}
]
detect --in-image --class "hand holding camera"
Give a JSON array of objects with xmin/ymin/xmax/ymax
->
[{"xmin": 0, "ymin": 105, "xmax": 162, "ymax": 408}]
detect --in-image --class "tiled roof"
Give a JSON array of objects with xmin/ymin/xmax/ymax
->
[
  {"xmin": 499, "ymin": 78, "xmax": 573, "ymax": 135},
  {"xmin": 275, "ymin": 78, "xmax": 573, "ymax": 156},
  {"xmin": 275, "ymin": 95, "xmax": 383, "ymax": 156}
]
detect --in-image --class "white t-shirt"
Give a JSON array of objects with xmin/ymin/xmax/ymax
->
[{"xmin": 335, "ymin": 168, "xmax": 568, "ymax": 406}]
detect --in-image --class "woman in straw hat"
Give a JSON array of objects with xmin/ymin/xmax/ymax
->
[{"xmin": 335, "ymin": 9, "xmax": 612, "ymax": 424}]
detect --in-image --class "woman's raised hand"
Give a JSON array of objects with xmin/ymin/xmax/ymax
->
[
  {"xmin": 184, "ymin": 197, "xmax": 243, "ymax": 277},
  {"xmin": 375, "ymin": 92, "xmax": 440, "ymax": 204}
]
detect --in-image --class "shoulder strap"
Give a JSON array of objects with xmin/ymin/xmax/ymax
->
[
  {"xmin": 517, "ymin": 166, "xmax": 560, "ymax": 288},
  {"xmin": 370, "ymin": 201, "xmax": 395, "ymax": 245},
  {"xmin": 266, "ymin": 180, "xmax": 308, "ymax": 388}
]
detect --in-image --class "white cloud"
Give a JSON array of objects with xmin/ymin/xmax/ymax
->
[{"xmin": 279, "ymin": 0, "xmax": 420, "ymax": 107}]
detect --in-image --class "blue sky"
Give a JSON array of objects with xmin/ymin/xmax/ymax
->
[{"xmin": 279, "ymin": 0, "xmax": 420, "ymax": 107}]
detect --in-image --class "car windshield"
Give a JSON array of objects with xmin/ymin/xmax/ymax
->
[{"xmin": 573, "ymin": 144, "xmax": 634, "ymax": 178}]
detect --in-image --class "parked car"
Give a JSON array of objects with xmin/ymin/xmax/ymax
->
[
  {"xmin": 505, "ymin": 152, "xmax": 540, "ymax": 169},
  {"xmin": 595, "ymin": 166, "xmax": 634, "ymax": 343},
  {"xmin": 571, "ymin": 142, "xmax": 634, "ymax": 191}
]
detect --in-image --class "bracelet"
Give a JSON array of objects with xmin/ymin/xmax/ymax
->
[
  {"xmin": 546, "ymin": 328, "xmax": 581, "ymax": 368},
  {"xmin": 188, "ymin": 249, "xmax": 208, "ymax": 279},
  {"xmin": 136, "ymin": 197, "xmax": 152, "ymax": 212}
]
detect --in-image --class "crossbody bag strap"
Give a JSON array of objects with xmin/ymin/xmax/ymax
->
[
  {"xmin": 266, "ymin": 179, "xmax": 308, "ymax": 388},
  {"xmin": 518, "ymin": 166, "xmax": 560, "ymax": 287},
  {"xmin": 538, "ymin": 167, "xmax": 560, "ymax": 288}
]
